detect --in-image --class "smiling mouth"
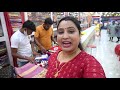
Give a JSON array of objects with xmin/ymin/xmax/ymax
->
[{"xmin": 62, "ymin": 41, "xmax": 71, "ymax": 48}]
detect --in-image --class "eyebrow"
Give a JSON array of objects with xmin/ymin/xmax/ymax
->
[
  {"xmin": 67, "ymin": 27, "xmax": 76, "ymax": 29},
  {"xmin": 58, "ymin": 27, "xmax": 75, "ymax": 30}
]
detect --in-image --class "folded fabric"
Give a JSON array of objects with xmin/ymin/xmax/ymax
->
[
  {"xmin": 49, "ymin": 46, "xmax": 61, "ymax": 52},
  {"xmin": 15, "ymin": 62, "xmax": 47, "ymax": 78}
]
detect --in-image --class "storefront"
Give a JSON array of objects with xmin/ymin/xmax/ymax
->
[
  {"xmin": 0, "ymin": 12, "xmax": 13, "ymax": 68},
  {"xmin": 0, "ymin": 12, "xmax": 94, "ymax": 66}
]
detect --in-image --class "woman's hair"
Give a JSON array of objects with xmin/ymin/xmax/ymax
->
[{"xmin": 57, "ymin": 16, "xmax": 84, "ymax": 50}]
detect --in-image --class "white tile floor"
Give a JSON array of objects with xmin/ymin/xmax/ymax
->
[{"xmin": 85, "ymin": 29, "xmax": 120, "ymax": 78}]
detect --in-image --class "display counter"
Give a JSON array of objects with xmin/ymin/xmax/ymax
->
[
  {"xmin": 81, "ymin": 26, "xmax": 96, "ymax": 49},
  {"xmin": 53, "ymin": 26, "xmax": 96, "ymax": 50}
]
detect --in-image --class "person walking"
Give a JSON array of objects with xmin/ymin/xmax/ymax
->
[
  {"xmin": 115, "ymin": 22, "xmax": 120, "ymax": 43},
  {"xmin": 109, "ymin": 21, "xmax": 117, "ymax": 42}
]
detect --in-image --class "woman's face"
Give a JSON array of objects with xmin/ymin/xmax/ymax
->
[{"xmin": 57, "ymin": 20, "xmax": 80, "ymax": 52}]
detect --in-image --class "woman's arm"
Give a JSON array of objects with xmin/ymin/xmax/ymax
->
[{"xmin": 83, "ymin": 56, "xmax": 106, "ymax": 78}]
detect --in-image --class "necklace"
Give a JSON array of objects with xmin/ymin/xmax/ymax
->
[{"xmin": 54, "ymin": 48, "xmax": 80, "ymax": 78}]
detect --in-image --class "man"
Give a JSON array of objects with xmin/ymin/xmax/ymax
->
[
  {"xmin": 109, "ymin": 21, "xmax": 117, "ymax": 42},
  {"xmin": 11, "ymin": 20, "xmax": 38, "ymax": 67},
  {"xmin": 94, "ymin": 21, "xmax": 100, "ymax": 37},
  {"xmin": 106, "ymin": 21, "xmax": 111, "ymax": 34},
  {"xmin": 34, "ymin": 17, "xmax": 57, "ymax": 54},
  {"xmin": 99, "ymin": 21, "xmax": 103, "ymax": 36},
  {"xmin": 115, "ymin": 22, "xmax": 120, "ymax": 43}
]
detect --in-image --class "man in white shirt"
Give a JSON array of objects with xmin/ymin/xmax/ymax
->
[{"xmin": 11, "ymin": 20, "xmax": 38, "ymax": 67}]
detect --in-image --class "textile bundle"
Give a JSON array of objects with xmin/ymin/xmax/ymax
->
[{"xmin": 15, "ymin": 62, "xmax": 47, "ymax": 78}]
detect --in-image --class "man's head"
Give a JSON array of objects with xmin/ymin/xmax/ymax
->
[
  {"xmin": 112, "ymin": 21, "xmax": 115, "ymax": 25},
  {"xmin": 43, "ymin": 17, "xmax": 53, "ymax": 30},
  {"xmin": 22, "ymin": 20, "xmax": 36, "ymax": 35}
]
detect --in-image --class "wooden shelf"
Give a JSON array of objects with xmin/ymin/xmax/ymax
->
[
  {"xmin": 0, "ymin": 48, "xmax": 7, "ymax": 55},
  {"xmin": 8, "ymin": 12, "xmax": 22, "ymax": 32}
]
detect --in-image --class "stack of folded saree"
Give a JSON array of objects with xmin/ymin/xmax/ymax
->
[{"xmin": 15, "ymin": 62, "xmax": 47, "ymax": 78}]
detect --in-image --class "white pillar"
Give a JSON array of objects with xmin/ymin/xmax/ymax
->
[
  {"xmin": 50, "ymin": 12, "xmax": 53, "ymax": 28},
  {"xmin": 50, "ymin": 12, "xmax": 53, "ymax": 20},
  {"xmin": 24, "ymin": 12, "xmax": 28, "ymax": 21}
]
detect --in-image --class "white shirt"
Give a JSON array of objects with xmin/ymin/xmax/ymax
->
[{"xmin": 11, "ymin": 30, "xmax": 32, "ymax": 62}]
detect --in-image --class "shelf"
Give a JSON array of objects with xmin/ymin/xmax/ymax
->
[
  {"xmin": 27, "ymin": 12, "xmax": 51, "ymax": 26},
  {"xmin": 0, "ymin": 48, "xmax": 7, "ymax": 55},
  {"xmin": 0, "ymin": 37, "xmax": 5, "ymax": 41},
  {"xmin": 0, "ymin": 12, "xmax": 13, "ymax": 67},
  {"xmin": 10, "ymin": 19, "xmax": 22, "ymax": 23},
  {"xmin": 8, "ymin": 12, "xmax": 22, "ymax": 32},
  {"xmin": 0, "ymin": 33, "xmax": 3, "ymax": 37},
  {"xmin": 0, "ymin": 43, "xmax": 10, "ymax": 66},
  {"xmin": 0, "ymin": 52, "xmax": 9, "ymax": 66},
  {"xmin": 0, "ymin": 30, "xmax": 3, "ymax": 36}
]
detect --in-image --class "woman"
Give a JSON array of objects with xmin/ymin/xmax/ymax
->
[
  {"xmin": 109, "ymin": 21, "xmax": 117, "ymax": 42},
  {"xmin": 94, "ymin": 21, "xmax": 100, "ymax": 37},
  {"xmin": 115, "ymin": 22, "xmax": 120, "ymax": 43},
  {"xmin": 106, "ymin": 21, "xmax": 111, "ymax": 34},
  {"xmin": 46, "ymin": 16, "xmax": 106, "ymax": 78}
]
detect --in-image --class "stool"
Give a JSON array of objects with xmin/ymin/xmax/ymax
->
[{"xmin": 87, "ymin": 44, "xmax": 96, "ymax": 55}]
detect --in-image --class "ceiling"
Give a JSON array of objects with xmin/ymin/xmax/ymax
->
[{"xmin": 102, "ymin": 12, "xmax": 120, "ymax": 16}]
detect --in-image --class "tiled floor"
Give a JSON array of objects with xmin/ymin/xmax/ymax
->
[{"xmin": 85, "ymin": 29, "xmax": 120, "ymax": 78}]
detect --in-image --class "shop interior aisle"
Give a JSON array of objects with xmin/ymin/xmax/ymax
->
[{"xmin": 85, "ymin": 29, "xmax": 120, "ymax": 78}]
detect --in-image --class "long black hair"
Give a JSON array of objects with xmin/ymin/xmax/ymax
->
[{"xmin": 57, "ymin": 16, "xmax": 84, "ymax": 50}]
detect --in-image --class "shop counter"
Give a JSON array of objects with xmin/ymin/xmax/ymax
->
[{"xmin": 81, "ymin": 26, "xmax": 96, "ymax": 49}]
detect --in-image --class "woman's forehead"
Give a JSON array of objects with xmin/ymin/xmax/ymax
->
[{"xmin": 58, "ymin": 20, "xmax": 77, "ymax": 29}]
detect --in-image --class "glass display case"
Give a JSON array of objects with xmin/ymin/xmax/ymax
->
[{"xmin": 0, "ymin": 12, "xmax": 13, "ymax": 68}]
